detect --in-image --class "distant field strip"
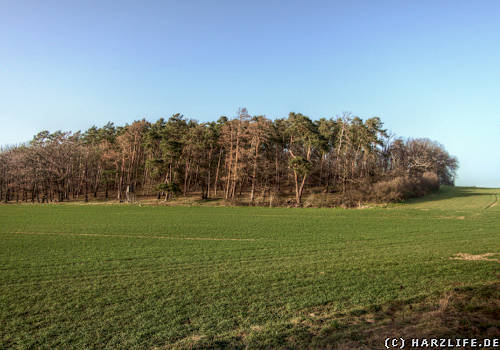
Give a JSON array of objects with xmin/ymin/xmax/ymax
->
[{"xmin": 402, "ymin": 186, "xmax": 500, "ymax": 211}]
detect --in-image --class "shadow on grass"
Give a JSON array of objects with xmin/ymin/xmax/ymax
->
[{"xmin": 181, "ymin": 281, "xmax": 500, "ymax": 349}]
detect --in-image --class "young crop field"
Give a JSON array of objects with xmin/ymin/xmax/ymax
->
[{"xmin": 1, "ymin": 187, "xmax": 499, "ymax": 349}]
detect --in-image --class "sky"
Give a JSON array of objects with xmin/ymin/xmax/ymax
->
[{"xmin": 0, "ymin": 0, "xmax": 499, "ymax": 187}]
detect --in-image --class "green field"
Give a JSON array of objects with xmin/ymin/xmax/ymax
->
[{"xmin": 1, "ymin": 187, "xmax": 499, "ymax": 349}]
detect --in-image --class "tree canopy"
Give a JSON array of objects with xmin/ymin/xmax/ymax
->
[{"xmin": 0, "ymin": 110, "xmax": 458, "ymax": 206}]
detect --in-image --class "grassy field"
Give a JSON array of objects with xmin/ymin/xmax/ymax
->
[{"xmin": 1, "ymin": 186, "xmax": 499, "ymax": 349}]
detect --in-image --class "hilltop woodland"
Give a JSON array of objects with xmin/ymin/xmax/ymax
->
[{"xmin": 0, "ymin": 109, "xmax": 458, "ymax": 207}]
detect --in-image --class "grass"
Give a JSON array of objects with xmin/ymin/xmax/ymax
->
[{"xmin": 1, "ymin": 186, "xmax": 499, "ymax": 349}]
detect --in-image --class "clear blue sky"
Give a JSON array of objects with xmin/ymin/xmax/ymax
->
[{"xmin": 1, "ymin": 0, "xmax": 499, "ymax": 186}]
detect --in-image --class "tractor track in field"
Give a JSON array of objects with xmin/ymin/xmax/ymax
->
[
  {"xmin": 485, "ymin": 194, "xmax": 498, "ymax": 210},
  {"xmin": 8, "ymin": 231, "xmax": 257, "ymax": 242}
]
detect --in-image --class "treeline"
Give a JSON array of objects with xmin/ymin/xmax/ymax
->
[{"xmin": 0, "ymin": 109, "xmax": 458, "ymax": 206}]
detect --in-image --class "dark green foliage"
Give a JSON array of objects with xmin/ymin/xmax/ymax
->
[
  {"xmin": 288, "ymin": 156, "xmax": 311, "ymax": 175},
  {"xmin": 157, "ymin": 182, "xmax": 181, "ymax": 201}
]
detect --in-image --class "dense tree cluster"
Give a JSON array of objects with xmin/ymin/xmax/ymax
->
[{"xmin": 0, "ymin": 109, "xmax": 458, "ymax": 206}]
